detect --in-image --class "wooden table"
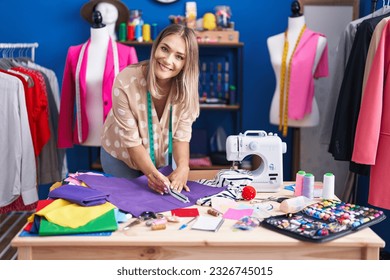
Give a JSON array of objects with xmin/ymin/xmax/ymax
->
[{"xmin": 11, "ymin": 171, "xmax": 385, "ymax": 260}]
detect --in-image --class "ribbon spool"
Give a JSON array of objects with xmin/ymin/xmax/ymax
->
[
  {"xmin": 119, "ymin": 22, "xmax": 127, "ymax": 42},
  {"xmin": 151, "ymin": 23, "xmax": 158, "ymax": 41},
  {"xmin": 127, "ymin": 24, "xmax": 135, "ymax": 41},
  {"xmin": 143, "ymin": 24, "xmax": 151, "ymax": 42},
  {"xmin": 135, "ymin": 24, "xmax": 142, "ymax": 42}
]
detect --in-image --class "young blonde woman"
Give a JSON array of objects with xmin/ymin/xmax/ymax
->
[{"xmin": 101, "ymin": 24, "xmax": 199, "ymax": 195}]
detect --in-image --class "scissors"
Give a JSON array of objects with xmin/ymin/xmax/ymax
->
[
  {"xmin": 123, "ymin": 211, "xmax": 159, "ymax": 231},
  {"xmin": 250, "ymin": 196, "xmax": 289, "ymax": 204}
]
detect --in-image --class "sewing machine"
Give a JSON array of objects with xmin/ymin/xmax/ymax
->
[{"xmin": 226, "ymin": 130, "xmax": 287, "ymax": 192}]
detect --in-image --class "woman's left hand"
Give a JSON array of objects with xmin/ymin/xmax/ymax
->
[{"xmin": 168, "ymin": 166, "xmax": 190, "ymax": 193}]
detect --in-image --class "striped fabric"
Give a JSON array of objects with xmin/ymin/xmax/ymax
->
[{"xmin": 196, "ymin": 169, "xmax": 253, "ymax": 206}]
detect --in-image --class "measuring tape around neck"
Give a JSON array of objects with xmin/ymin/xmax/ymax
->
[{"xmin": 147, "ymin": 91, "xmax": 172, "ymax": 166}]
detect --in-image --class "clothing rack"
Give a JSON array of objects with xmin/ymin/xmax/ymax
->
[
  {"xmin": 372, "ymin": 0, "xmax": 378, "ymax": 14},
  {"xmin": 0, "ymin": 42, "xmax": 39, "ymax": 62}
]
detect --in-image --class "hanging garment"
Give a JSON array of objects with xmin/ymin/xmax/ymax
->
[
  {"xmin": 362, "ymin": 17, "xmax": 390, "ymax": 96},
  {"xmin": 329, "ymin": 12, "xmax": 390, "ymax": 175},
  {"xmin": 352, "ymin": 21, "xmax": 390, "ymax": 210},
  {"xmin": 26, "ymin": 60, "xmax": 68, "ymax": 178},
  {"xmin": 36, "ymin": 71, "xmax": 61, "ymax": 184},
  {"xmin": 0, "ymin": 72, "xmax": 38, "ymax": 207},
  {"xmin": 321, "ymin": 8, "xmax": 390, "ymax": 145},
  {"xmin": 12, "ymin": 66, "xmax": 51, "ymax": 156},
  {"xmin": 58, "ymin": 39, "xmax": 138, "ymax": 148}
]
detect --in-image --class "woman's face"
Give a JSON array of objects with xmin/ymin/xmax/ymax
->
[{"xmin": 154, "ymin": 34, "xmax": 186, "ymax": 82}]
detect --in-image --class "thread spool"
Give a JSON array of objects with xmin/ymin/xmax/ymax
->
[
  {"xmin": 322, "ymin": 173, "xmax": 335, "ymax": 199},
  {"xmin": 294, "ymin": 170, "xmax": 305, "ymax": 196},
  {"xmin": 302, "ymin": 173, "xmax": 314, "ymax": 199},
  {"xmin": 135, "ymin": 24, "xmax": 143, "ymax": 42},
  {"xmin": 119, "ymin": 22, "xmax": 127, "ymax": 42},
  {"xmin": 151, "ymin": 23, "xmax": 158, "ymax": 40},
  {"xmin": 127, "ymin": 24, "xmax": 135, "ymax": 41},
  {"xmin": 151, "ymin": 223, "xmax": 166, "ymax": 231},
  {"xmin": 142, "ymin": 24, "xmax": 151, "ymax": 42},
  {"xmin": 207, "ymin": 209, "xmax": 220, "ymax": 217}
]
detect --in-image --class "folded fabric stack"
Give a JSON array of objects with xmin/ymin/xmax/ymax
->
[{"xmin": 24, "ymin": 180, "xmax": 119, "ymax": 236}]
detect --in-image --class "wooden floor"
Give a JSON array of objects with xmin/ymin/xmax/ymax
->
[{"xmin": 0, "ymin": 212, "xmax": 31, "ymax": 260}]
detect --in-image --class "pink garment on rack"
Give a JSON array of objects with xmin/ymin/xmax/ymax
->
[{"xmin": 352, "ymin": 21, "xmax": 390, "ymax": 210}]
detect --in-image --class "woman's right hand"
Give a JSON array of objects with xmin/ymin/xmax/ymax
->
[{"xmin": 147, "ymin": 171, "xmax": 170, "ymax": 195}]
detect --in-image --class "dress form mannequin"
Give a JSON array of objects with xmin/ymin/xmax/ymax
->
[
  {"xmin": 95, "ymin": 2, "xmax": 119, "ymax": 40},
  {"xmin": 267, "ymin": 9, "xmax": 327, "ymax": 129},
  {"xmin": 83, "ymin": 10, "xmax": 110, "ymax": 146}
]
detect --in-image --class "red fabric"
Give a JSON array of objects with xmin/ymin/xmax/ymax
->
[
  {"xmin": 171, "ymin": 208, "xmax": 200, "ymax": 217},
  {"xmin": 12, "ymin": 67, "xmax": 51, "ymax": 156},
  {"xmin": 189, "ymin": 157, "xmax": 212, "ymax": 167},
  {"xmin": 0, "ymin": 196, "xmax": 37, "ymax": 214},
  {"xmin": 23, "ymin": 199, "xmax": 54, "ymax": 231}
]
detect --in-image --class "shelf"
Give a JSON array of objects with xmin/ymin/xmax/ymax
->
[
  {"xmin": 190, "ymin": 165, "xmax": 231, "ymax": 170},
  {"xmin": 121, "ymin": 41, "xmax": 243, "ymax": 48},
  {"xmin": 200, "ymin": 104, "xmax": 240, "ymax": 110}
]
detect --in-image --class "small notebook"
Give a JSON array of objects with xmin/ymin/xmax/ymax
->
[{"xmin": 191, "ymin": 216, "xmax": 225, "ymax": 232}]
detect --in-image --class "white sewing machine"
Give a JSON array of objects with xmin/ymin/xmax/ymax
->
[{"xmin": 226, "ymin": 130, "xmax": 287, "ymax": 192}]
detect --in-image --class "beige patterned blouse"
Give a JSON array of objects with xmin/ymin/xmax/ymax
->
[{"xmin": 101, "ymin": 62, "xmax": 195, "ymax": 170}]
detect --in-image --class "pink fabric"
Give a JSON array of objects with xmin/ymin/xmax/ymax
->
[
  {"xmin": 288, "ymin": 29, "xmax": 329, "ymax": 120},
  {"xmin": 352, "ymin": 21, "xmax": 390, "ymax": 210},
  {"xmin": 57, "ymin": 39, "xmax": 138, "ymax": 148}
]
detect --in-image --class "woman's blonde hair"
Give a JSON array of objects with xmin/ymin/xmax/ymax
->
[{"xmin": 147, "ymin": 24, "xmax": 199, "ymax": 118}]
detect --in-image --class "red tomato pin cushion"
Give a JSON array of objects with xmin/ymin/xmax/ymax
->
[{"xmin": 242, "ymin": 186, "xmax": 256, "ymax": 200}]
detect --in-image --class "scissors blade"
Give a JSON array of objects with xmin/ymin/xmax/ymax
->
[{"xmin": 123, "ymin": 218, "xmax": 141, "ymax": 231}]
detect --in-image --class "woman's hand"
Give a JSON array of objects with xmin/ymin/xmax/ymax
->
[
  {"xmin": 147, "ymin": 171, "xmax": 170, "ymax": 195},
  {"xmin": 168, "ymin": 166, "xmax": 190, "ymax": 193}
]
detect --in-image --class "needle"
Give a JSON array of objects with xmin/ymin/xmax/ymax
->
[{"xmin": 178, "ymin": 216, "xmax": 197, "ymax": 230}]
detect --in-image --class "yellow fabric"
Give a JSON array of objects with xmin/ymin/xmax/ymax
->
[
  {"xmin": 49, "ymin": 181, "xmax": 63, "ymax": 192},
  {"xmin": 27, "ymin": 199, "xmax": 70, "ymax": 224},
  {"xmin": 31, "ymin": 199, "xmax": 116, "ymax": 229}
]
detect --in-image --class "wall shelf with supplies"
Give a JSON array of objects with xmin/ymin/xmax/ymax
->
[{"xmin": 122, "ymin": 40, "xmax": 244, "ymax": 170}]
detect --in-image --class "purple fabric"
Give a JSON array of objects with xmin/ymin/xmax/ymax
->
[
  {"xmin": 77, "ymin": 166, "xmax": 227, "ymax": 217},
  {"xmin": 48, "ymin": 185, "xmax": 109, "ymax": 206}
]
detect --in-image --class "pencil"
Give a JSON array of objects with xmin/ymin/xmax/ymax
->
[{"xmin": 178, "ymin": 216, "xmax": 197, "ymax": 230}]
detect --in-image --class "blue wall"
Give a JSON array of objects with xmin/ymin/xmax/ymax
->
[
  {"xmin": 1, "ymin": 0, "xmax": 388, "ymax": 252},
  {"xmin": 1, "ymin": 0, "xmax": 297, "ymax": 176}
]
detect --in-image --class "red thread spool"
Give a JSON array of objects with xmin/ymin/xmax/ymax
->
[
  {"xmin": 242, "ymin": 186, "xmax": 256, "ymax": 201},
  {"xmin": 127, "ymin": 24, "xmax": 135, "ymax": 41}
]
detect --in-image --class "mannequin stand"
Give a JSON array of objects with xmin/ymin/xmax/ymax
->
[{"xmin": 292, "ymin": 127, "xmax": 300, "ymax": 178}]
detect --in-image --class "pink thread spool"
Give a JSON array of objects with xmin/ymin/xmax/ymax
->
[{"xmin": 295, "ymin": 170, "xmax": 305, "ymax": 196}]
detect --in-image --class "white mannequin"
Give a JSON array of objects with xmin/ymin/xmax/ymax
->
[
  {"xmin": 267, "ymin": 15, "xmax": 327, "ymax": 128},
  {"xmin": 83, "ymin": 17, "xmax": 110, "ymax": 146},
  {"xmin": 95, "ymin": 2, "xmax": 119, "ymax": 40}
]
